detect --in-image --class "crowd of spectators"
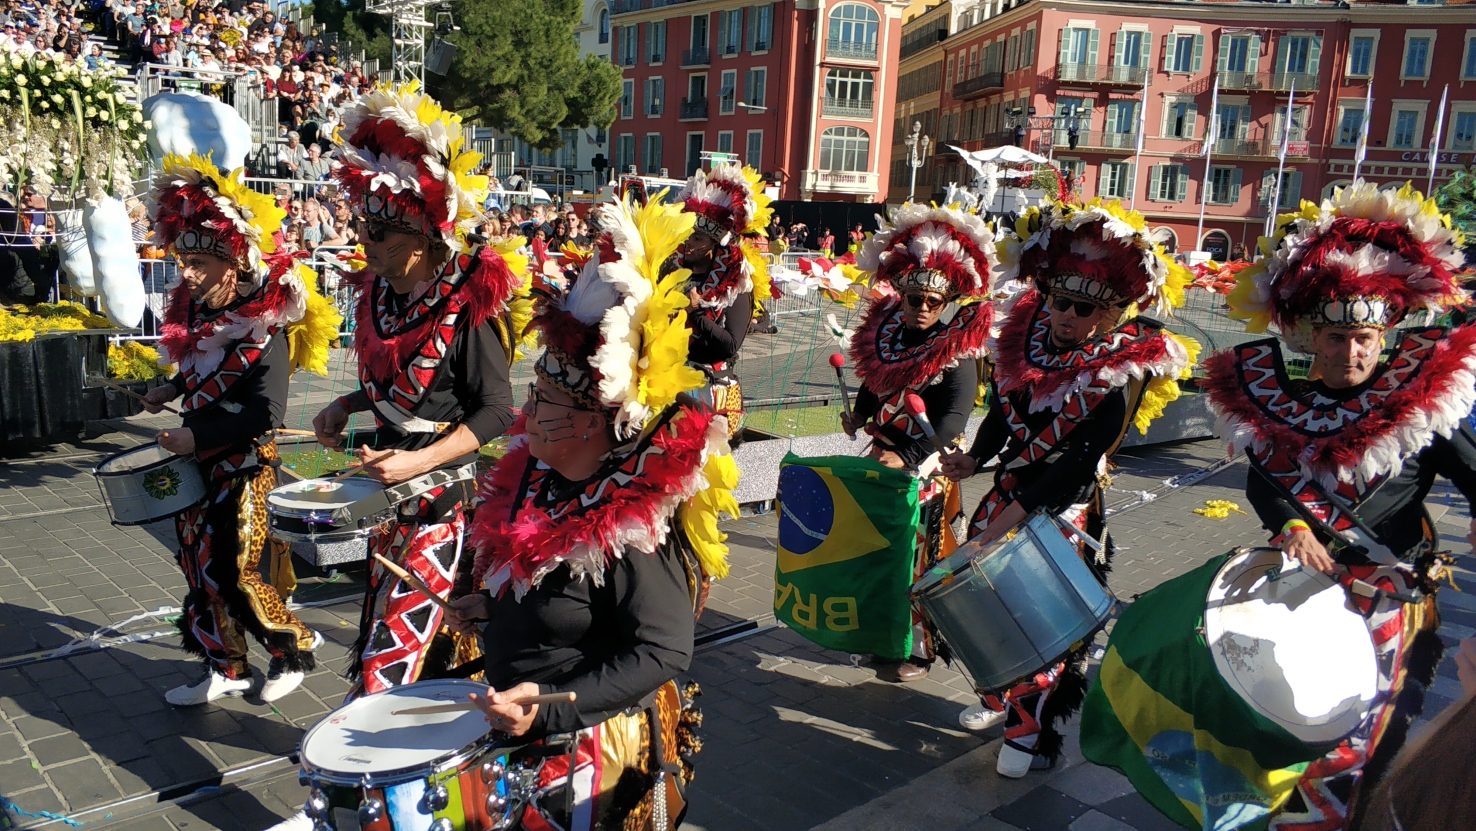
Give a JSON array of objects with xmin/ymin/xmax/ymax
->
[{"xmin": 1, "ymin": 0, "xmax": 105, "ymax": 66}]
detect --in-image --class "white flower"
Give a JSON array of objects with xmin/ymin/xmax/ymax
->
[
  {"xmin": 132, "ymin": 111, "xmax": 142, "ymax": 124},
  {"xmin": 9, "ymin": 56, "xmax": 20, "ymax": 69},
  {"xmin": 142, "ymin": 120, "xmax": 152, "ymax": 130},
  {"xmin": 39, "ymin": 75, "xmax": 49, "ymax": 86},
  {"xmin": 38, "ymin": 98, "xmax": 48, "ymax": 110},
  {"xmin": 114, "ymin": 92, "xmax": 126, "ymax": 104},
  {"xmin": 80, "ymin": 76, "xmax": 91, "ymax": 88},
  {"xmin": 51, "ymin": 93, "xmax": 63, "ymax": 106},
  {"xmin": 0, "ymin": 89, "xmax": 8, "ymax": 100},
  {"xmin": 50, "ymin": 117, "xmax": 60, "ymax": 129},
  {"xmin": 85, "ymin": 106, "xmax": 96, "ymax": 118},
  {"xmin": 98, "ymin": 109, "xmax": 109, "ymax": 122},
  {"xmin": 15, "ymin": 74, "xmax": 24, "ymax": 86}
]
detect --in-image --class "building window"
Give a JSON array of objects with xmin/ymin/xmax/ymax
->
[
  {"xmin": 1208, "ymin": 166, "xmax": 1241, "ymax": 205},
  {"xmin": 1106, "ymin": 100, "xmax": 1138, "ymax": 135},
  {"xmin": 1057, "ymin": 158, "xmax": 1085, "ymax": 194},
  {"xmin": 1464, "ymin": 33, "xmax": 1476, "ymax": 81},
  {"xmin": 828, "ymin": 4, "xmax": 880, "ymax": 60},
  {"xmin": 743, "ymin": 68, "xmax": 766, "ymax": 108},
  {"xmin": 620, "ymin": 79, "xmax": 634, "ymax": 119},
  {"xmin": 746, "ymin": 130, "xmax": 763, "ymax": 169},
  {"xmin": 1274, "ymin": 104, "xmax": 1310, "ymax": 143},
  {"xmin": 1268, "ymin": 169, "xmax": 1302, "ymax": 209},
  {"xmin": 752, "ymin": 4, "xmax": 774, "ymax": 51},
  {"xmin": 1006, "ymin": 33, "xmax": 1019, "ymax": 73},
  {"xmin": 1403, "ymin": 34, "xmax": 1432, "ymax": 79},
  {"xmin": 718, "ymin": 69, "xmax": 736, "ymax": 114},
  {"xmin": 1336, "ymin": 103, "xmax": 1365, "ymax": 147},
  {"xmin": 598, "ymin": 9, "xmax": 609, "ymax": 45},
  {"xmin": 617, "ymin": 134, "xmax": 636, "ymax": 172},
  {"xmin": 1278, "ymin": 35, "xmax": 1318, "ymax": 76},
  {"xmin": 1116, "ymin": 29, "xmax": 1148, "ymax": 69},
  {"xmin": 819, "ymin": 126, "xmax": 870, "ymax": 172},
  {"xmin": 946, "ymin": 55, "xmax": 955, "ymax": 86},
  {"xmin": 692, "ymin": 15, "xmax": 709, "ymax": 51},
  {"xmin": 1392, "ymin": 109, "xmax": 1420, "ymax": 148},
  {"xmin": 1101, "ymin": 161, "xmax": 1133, "ymax": 199},
  {"xmin": 648, "ymin": 21, "xmax": 666, "ymax": 63},
  {"xmin": 717, "ymin": 130, "xmax": 734, "ymax": 154},
  {"xmin": 1022, "ymin": 27, "xmax": 1036, "ymax": 67},
  {"xmin": 826, "ymin": 69, "xmax": 874, "ymax": 102},
  {"xmin": 1217, "ymin": 103, "xmax": 1247, "ymax": 142},
  {"xmin": 643, "ymin": 134, "xmax": 663, "ymax": 174},
  {"xmin": 1222, "ymin": 35, "xmax": 1251, "ymax": 73},
  {"xmin": 1449, "ymin": 111, "xmax": 1476, "ymax": 152},
  {"xmin": 1149, "ymin": 164, "xmax": 1188, "ymax": 202},
  {"xmin": 1058, "ymin": 27, "xmax": 1097, "ymax": 81},
  {"xmin": 620, "ymin": 26, "xmax": 638, "ymax": 66},
  {"xmin": 645, "ymin": 78, "xmax": 664, "ymax": 116},
  {"xmin": 1163, "ymin": 100, "xmax": 1196, "ymax": 139},
  {"xmin": 1347, "ymin": 35, "xmax": 1375, "ymax": 78},
  {"xmin": 1166, "ymin": 32, "xmax": 1203, "ymax": 75},
  {"xmin": 1054, "ymin": 96, "xmax": 1091, "ymax": 144},
  {"xmin": 720, "ymin": 9, "xmax": 742, "ymax": 56}
]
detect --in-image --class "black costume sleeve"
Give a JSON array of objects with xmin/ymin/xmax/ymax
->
[
  {"xmin": 534, "ymin": 544, "xmax": 695, "ymax": 735},
  {"xmin": 1244, "ymin": 462, "xmax": 1304, "ymax": 539},
  {"xmin": 1435, "ymin": 423, "xmax": 1476, "ymax": 505},
  {"xmin": 184, "ymin": 333, "xmax": 288, "ymax": 451},
  {"xmin": 452, "ymin": 318, "xmax": 516, "ymax": 445},
  {"xmin": 1011, "ymin": 390, "xmax": 1127, "ymax": 513},
  {"xmin": 895, "ymin": 360, "xmax": 977, "ymax": 469},
  {"xmin": 967, "ymin": 383, "xmax": 1010, "ymax": 464},
  {"xmin": 686, "ymin": 291, "xmax": 752, "ymax": 366},
  {"xmin": 853, "ymin": 384, "xmax": 880, "ymax": 423}
]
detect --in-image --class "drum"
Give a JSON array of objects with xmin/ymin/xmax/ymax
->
[
  {"xmin": 267, "ymin": 477, "xmax": 393, "ymax": 544},
  {"xmin": 94, "ymin": 442, "xmax": 207, "ymax": 525},
  {"xmin": 912, "ymin": 510, "xmax": 1115, "ymax": 693},
  {"xmin": 1206, "ymin": 547, "xmax": 1379, "ymax": 744},
  {"xmin": 299, "ymin": 680, "xmax": 533, "ymax": 831}
]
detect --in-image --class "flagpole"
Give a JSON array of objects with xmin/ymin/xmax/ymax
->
[
  {"xmin": 1265, "ymin": 79, "xmax": 1295, "ymax": 239},
  {"xmin": 1353, "ymin": 82, "xmax": 1373, "ymax": 182},
  {"xmin": 1196, "ymin": 76, "xmax": 1220, "ymax": 254},
  {"xmin": 1427, "ymin": 84, "xmax": 1449, "ymax": 194},
  {"xmin": 1129, "ymin": 66, "xmax": 1150, "ymax": 212}
]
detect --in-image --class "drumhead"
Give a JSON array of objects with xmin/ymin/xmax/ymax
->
[
  {"xmin": 268, "ymin": 477, "xmax": 384, "ymax": 511},
  {"xmin": 1205, "ymin": 548, "xmax": 1378, "ymax": 744},
  {"xmin": 96, "ymin": 443, "xmax": 175, "ymax": 474},
  {"xmin": 301, "ymin": 680, "xmax": 492, "ymax": 782}
]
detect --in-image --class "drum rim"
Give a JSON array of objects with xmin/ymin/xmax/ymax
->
[
  {"xmin": 299, "ymin": 681, "xmax": 499, "ymax": 787},
  {"xmin": 1204, "ymin": 545, "xmax": 1378, "ymax": 743},
  {"xmin": 93, "ymin": 443, "xmax": 191, "ymax": 478}
]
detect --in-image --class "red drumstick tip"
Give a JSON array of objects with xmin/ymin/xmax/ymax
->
[
  {"xmin": 904, "ymin": 393, "xmax": 928, "ymax": 418},
  {"xmin": 829, "ymin": 353, "xmax": 846, "ymax": 368}
]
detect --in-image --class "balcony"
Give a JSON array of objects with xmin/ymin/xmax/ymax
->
[
  {"xmin": 1217, "ymin": 70, "xmax": 1264, "ymax": 91},
  {"xmin": 610, "ymin": 0, "xmax": 640, "ymax": 13},
  {"xmin": 802, "ymin": 169, "xmax": 880, "ymax": 195},
  {"xmin": 827, "ymin": 39, "xmax": 878, "ymax": 62},
  {"xmin": 952, "ymin": 71, "xmax": 1004, "ymax": 100},
  {"xmin": 1054, "ymin": 63, "xmax": 1149, "ymax": 87},
  {"xmin": 682, "ymin": 47, "xmax": 709, "ymax": 66},
  {"xmin": 1053, "ymin": 130, "xmax": 1139, "ymax": 151},
  {"xmin": 679, "ymin": 98, "xmax": 708, "ymax": 120},
  {"xmin": 823, "ymin": 97, "xmax": 874, "ymax": 119},
  {"xmin": 1269, "ymin": 72, "xmax": 1318, "ymax": 92}
]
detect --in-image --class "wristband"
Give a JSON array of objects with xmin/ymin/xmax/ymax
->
[{"xmin": 1281, "ymin": 519, "xmax": 1312, "ymax": 537}]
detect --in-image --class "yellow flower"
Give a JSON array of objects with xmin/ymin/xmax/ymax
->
[{"xmin": 107, "ymin": 342, "xmax": 167, "ymax": 380}]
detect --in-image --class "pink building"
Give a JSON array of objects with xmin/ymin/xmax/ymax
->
[
  {"xmin": 894, "ymin": 0, "xmax": 1475, "ymax": 259},
  {"xmin": 609, "ymin": 0, "xmax": 911, "ymax": 202}
]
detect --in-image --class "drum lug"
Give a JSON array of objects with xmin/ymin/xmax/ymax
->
[
  {"xmin": 424, "ymin": 781, "xmax": 450, "ymax": 812},
  {"xmin": 485, "ymin": 792, "xmax": 508, "ymax": 815},
  {"xmin": 357, "ymin": 796, "xmax": 384, "ymax": 825},
  {"xmin": 304, "ymin": 789, "xmax": 330, "ymax": 819},
  {"xmin": 480, "ymin": 759, "xmax": 505, "ymax": 784},
  {"xmin": 429, "ymin": 818, "xmax": 454, "ymax": 831}
]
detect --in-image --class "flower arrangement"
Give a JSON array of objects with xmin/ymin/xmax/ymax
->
[
  {"xmin": 0, "ymin": 45, "xmax": 148, "ymax": 200},
  {"xmin": 0, "ymin": 301, "xmax": 112, "ymax": 342},
  {"xmin": 107, "ymin": 341, "xmax": 168, "ymax": 380}
]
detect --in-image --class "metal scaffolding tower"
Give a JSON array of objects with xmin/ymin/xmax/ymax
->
[{"xmin": 365, "ymin": 0, "xmax": 435, "ymax": 85}]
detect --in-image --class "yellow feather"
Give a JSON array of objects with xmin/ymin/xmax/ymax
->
[
  {"xmin": 678, "ymin": 451, "xmax": 739, "ymax": 580},
  {"xmin": 286, "ymin": 264, "xmax": 342, "ymax": 376}
]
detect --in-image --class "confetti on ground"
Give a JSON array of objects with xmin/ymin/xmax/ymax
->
[{"xmin": 1193, "ymin": 499, "xmax": 1248, "ymax": 519}]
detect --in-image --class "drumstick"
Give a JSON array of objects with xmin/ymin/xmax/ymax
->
[
  {"xmin": 390, "ymin": 692, "xmax": 577, "ymax": 716},
  {"xmin": 329, "ymin": 464, "xmax": 364, "ymax": 483},
  {"xmin": 370, "ymin": 552, "xmax": 456, "ymax": 615},
  {"xmin": 276, "ymin": 428, "xmax": 319, "ymax": 437},
  {"xmin": 904, "ymin": 393, "xmax": 953, "ymax": 456},
  {"xmin": 94, "ymin": 376, "xmax": 179, "ymax": 414},
  {"xmin": 828, "ymin": 353, "xmax": 853, "ymax": 419}
]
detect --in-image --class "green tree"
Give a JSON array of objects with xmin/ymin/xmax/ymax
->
[
  {"xmin": 1435, "ymin": 165, "xmax": 1476, "ymax": 241},
  {"xmin": 306, "ymin": 1, "xmax": 391, "ymax": 67}
]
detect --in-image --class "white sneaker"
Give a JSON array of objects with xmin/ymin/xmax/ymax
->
[
  {"xmin": 959, "ymin": 704, "xmax": 1007, "ymax": 732},
  {"xmin": 166, "ymin": 670, "xmax": 252, "ymax": 706},
  {"xmin": 261, "ymin": 632, "xmax": 324, "ymax": 703}
]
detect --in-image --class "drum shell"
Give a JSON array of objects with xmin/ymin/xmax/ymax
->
[
  {"xmin": 913, "ymin": 512, "xmax": 1115, "ymax": 693},
  {"xmin": 266, "ymin": 478, "xmax": 392, "ymax": 544},
  {"xmin": 93, "ymin": 443, "xmax": 207, "ymax": 525}
]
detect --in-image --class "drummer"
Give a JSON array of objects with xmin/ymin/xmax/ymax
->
[
  {"xmin": 673, "ymin": 164, "xmax": 773, "ymax": 439},
  {"xmin": 843, "ymin": 203, "xmax": 999, "ymax": 683},
  {"xmin": 1198, "ymin": 182, "xmax": 1476, "ymax": 829},
  {"xmin": 310, "ymin": 83, "xmax": 526, "ymax": 697},
  {"xmin": 451, "ymin": 198, "xmax": 735, "ymax": 830},
  {"xmin": 140, "ymin": 154, "xmax": 340, "ymax": 706},
  {"xmin": 941, "ymin": 198, "xmax": 1197, "ymax": 775}
]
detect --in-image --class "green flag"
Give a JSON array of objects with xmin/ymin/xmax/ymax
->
[
  {"xmin": 773, "ymin": 454, "xmax": 920, "ymax": 660},
  {"xmin": 1080, "ymin": 554, "xmax": 1314, "ymax": 831}
]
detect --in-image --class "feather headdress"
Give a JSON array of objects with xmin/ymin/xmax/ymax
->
[
  {"xmin": 857, "ymin": 201, "xmax": 999, "ymax": 299},
  {"xmin": 149, "ymin": 153, "xmax": 285, "ymax": 280}
]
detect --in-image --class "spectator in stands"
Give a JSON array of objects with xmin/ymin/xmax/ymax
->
[
  {"xmin": 300, "ymin": 198, "xmax": 333, "ymax": 251},
  {"xmin": 817, "ymin": 227, "xmax": 835, "ymax": 258},
  {"xmin": 300, "ymin": 142, "xmax": 332, "ymax": 185},
  {"xmin": 549, "ymin": 219, "xmax": 571, "ymax": 250},
  {"xmin": 322, "ymin": 200, "xmax": 356, "ymax": 247},
  {"xmin": 277, "ymin": 131, "xmax": 307, "ymax": 180}
]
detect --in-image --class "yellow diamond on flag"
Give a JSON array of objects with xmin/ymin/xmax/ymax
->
[{"xmin": 776, "ymin": 465, "xmax": 891, "ymax": 573}]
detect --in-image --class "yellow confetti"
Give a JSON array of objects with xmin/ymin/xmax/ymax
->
[{"xmin": 1193, "ymin": 500, "xmax": 1247, "ymax": 520}]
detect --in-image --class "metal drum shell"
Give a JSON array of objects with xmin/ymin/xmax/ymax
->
[
  {"xmin": 266, "ymin": 477, "xmax": 391, "ymax": 544},
  {"xmin": 913, "ymin": 512, "xmax": 1116, "ymax": 694},
  {"xmin": 93, "ymin": 443, "xmax": 207, "ymax": 526}
]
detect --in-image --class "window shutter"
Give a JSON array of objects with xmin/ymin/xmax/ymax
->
[
  {"xmin": 1186, "ymin": 103, "xmax": 1198, "ymax": 138},
  {"xmin": 715, "ymin": 13, "xmax": 725, "ymax": 53},
  {"xmin": 1229, "ymin": 167, "xmax": 1243, "ymax": 204},
  {"xmin": 1125, "ymin": 162, "xmax": 1136, "ymax": 199},
  {"xmin": 1216, "ymin": 35, "xmax": 1229, "ymax": 73},
  {"xmin": 1191, "ymin": 34, "xmax": 1205, "ymax": 73},
  {"xmin": 1140, "ymin": 32, "xmax": 1152, "ymax": 71},
  {"xmin": 1059, "ymin": 30, "xmax": 1071, "ymax": 70},
  {"xmin": 1247, "ymin": 35, "xmax": 1261, "ymax": 77},
  {"xmin": 1307, "ymin": 36, "xmax": 1322, "ymax": 76},
  {"xmin": 1237, "ymin": 110, "xmax": 1249, "ymax": 141},
  {"xmin": 1274, "ymin": 37, "xmax": 1288, "ymax": 76},
  {"xmin": 1088, "ymin": 28, "xmax": 1100, "ymax": 66},
  {"xmin": 1176, "ymin": 166, "xmax": 1189, "ymax": 201},
  {"xmin": 1024, "ymin": 28, "xmax": 1036, "ymax": 67},
  {"xmin": 1113, "ymin": 31, "xmax": 1124, "ymax": 67},
  {"xmin": 745, "ymin": 7, "xmax": 756, "ymax": 51},
  {"xmin": 1149, "ymin": 164, "xmax": 1164, "ymax": 200},
  {"xmin": 1287, "ymin": 170, "xmax": 1303, "ymax": 205}
]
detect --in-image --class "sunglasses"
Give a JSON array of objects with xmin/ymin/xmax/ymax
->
[
  {"xmin": 357, "ymin": 220, "xmax": 389, "ymax": 243},
  {"xmin": 1050, "ymin": 295, "xmax": 1102, "ymax": 318},
  {"xmin": 904, "ymin": 292, "xmax": 947, "ymax": 311}
]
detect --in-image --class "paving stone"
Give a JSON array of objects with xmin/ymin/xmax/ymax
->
[
  {"xmin": 47, "ymin": 757, "xmax": 123, "ymax": 810},
  {"xmin": 1095, "ymin": 793, "xmax": 1192, "ymax": 831},
  {"xmin": 0, "ymin": 730, "xmax": 23, "ymax": 763},
  {"xmin": 0, "ymin": 757, "xmax": 49, "ymax": 793},
  {"xmin": 28, "ymin": 733, "xmax": 92, "ymax": 768},
  {"xmin": 2, "ymin": 784, "xmax": 68, "ymax": 818},
  {"xmin": 990, "ymin": 785, "xmax": 1095, "ymax": 831},
  {"xmin": 1051, "ymin": 762, "xmax": 1138, "ymax": 807},
  {"xmin": 1070, "ymin": 811, "xmax": 1140, "ymax": 831},
  {"xmin": 86, "ymin": 730, "xmax": 153, "ymax": 764},
  {"xmin": 11, "ymin": 714, "xmax": 70, "ymax": 741}
]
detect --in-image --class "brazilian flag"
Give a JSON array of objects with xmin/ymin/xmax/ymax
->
[
  {"xmin": 773, "ymin": 454, "xmax": 919, "ymax": 660},
  {"xmin": 1080, "ymin": 554, "xmax": 1316, "ymax": 831}
]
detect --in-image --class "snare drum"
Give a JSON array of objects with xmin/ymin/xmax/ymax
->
[
  {"xmin": 912, "ymin": 511, "xmax": 1115, "ymax": 693},
  {"xmin": 267, "ymin": 477, "xmax": 393, "ymax": 544},
  {"xmin": 94, "ymin": 443, "xmax": 207, "ymax": 525},
  {"xmin": 299, "ymin": 680, "xmax": 534, "ymax": 831}
]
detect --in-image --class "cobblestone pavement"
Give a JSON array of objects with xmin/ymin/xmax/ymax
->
[{"xmin": 2, "ymin": 397, "xmax": 1472, "ymax": 830}]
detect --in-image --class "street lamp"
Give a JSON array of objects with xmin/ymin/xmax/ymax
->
[{"xmin": 904, "ymin": 121, "xmax": 932, "ymax": 203}]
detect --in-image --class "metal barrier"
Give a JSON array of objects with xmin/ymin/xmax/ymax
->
[{"xmin": 242, "ymin": 176, "xmax": 338, "ymax": 196}]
